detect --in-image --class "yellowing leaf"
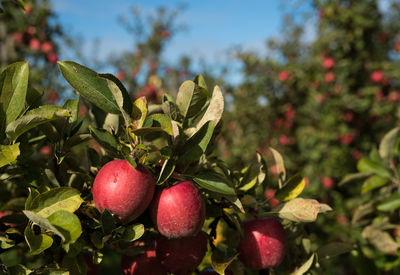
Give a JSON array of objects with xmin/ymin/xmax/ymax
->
[
  {"xmin": 275, "ymin": 174, "xmax": 305, "ymax": 201},
  {"xmin": 276, "ymin": 198, "xmax": 320, "ymax": 222},
  {"xmin": 0, "ymin": 143, "xmax": 20, "ymax": 168}
]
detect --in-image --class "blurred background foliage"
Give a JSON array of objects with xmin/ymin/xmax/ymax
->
[{"xmin": 2, "ymin": 0, "xmax": 400, "ymax": 273}]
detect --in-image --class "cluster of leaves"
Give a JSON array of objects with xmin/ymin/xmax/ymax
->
[
  {"xmin": 0, "ymin": 60, "xmax": 336, "ymax": 274},
  {"xmin": 338, "ymin": 127, "xmax": 400, "ymax": 273},
  {"xmin": 219, "ymin": 1, "xmax": 400, "ymax": 272}
]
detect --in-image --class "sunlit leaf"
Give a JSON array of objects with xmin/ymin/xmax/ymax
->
[
  {"xmin": 275, "ymin": 174, "xmax": 305, "ymax": 201},
  {"xmin": 0, "ymin": 143, "xmax": 20, "ymax": 168},
  {"xmin": 24, "ymin": 226, "xmax": 53, "ymax": 255}
]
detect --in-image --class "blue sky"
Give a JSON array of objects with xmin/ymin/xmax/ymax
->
[{"xmin": 51, "ymin": 0, "xmax": 313, "ymax": 80}]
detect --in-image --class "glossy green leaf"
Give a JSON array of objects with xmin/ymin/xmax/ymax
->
[
  {"xmin": 187, "ymin": 85, "xmax": 224, "ymax": 137},
  {"xmin": 47, "ymin": 210, "xmax": 82, "ymax": 244},
  {"xmin": 291, "ymin": 254, "xmax": 315, "ymax": 275},
  {"xmin": 379, "ymin": 127, "xmax": 400, "ymax": 167},
  {"xmin": 275, "ymin": 198, "xmax": 320, "ymax": 222},
  {"xmin": 58, "ymin": 61, "xmax": 120, "ymax": 114},
  {"xmin": 101, "ymin": 75, "xmax": 131, "ymax": 126},
  {"xmin": 25, "ymin": 187, "xmax": 40, "ymax": 210},
  {"xmin": 0, "ymin": 61, "xmax": 29, "ymax": 125},
  {"xmin": 28, "ymin": 187, "xmax": 83, "ymax": 218},
  {"xmin": 89, "ymin": 126, "xmax": 119, "ymax": 153},
  {"xmin": 210, "ymin": 247, "xmax": 238, "ymax": 275},
  {"xmin": 361, "ymin": 175, "xmax": 388, "ymax": 193},
  {"xmin": 99, "ymin": 73, "xmax": 132, "ymax": 114},
  {"xmin": 101, "ymin": 209, "xmax": 116, "ymax": 234},
  {"xmin": 131, "ymin": 96, "xmax": 147, "ymax": 131},
  {"xmin": 239, "ymin": 166, "xmax": 258, "ymax": 191},
  {"xmin": 62, "ymin": 97, "xmax": 80, "ymax": 123},
  {"xmin": 176, "ymin": 80, "xmax": 208, "ymax": 119},
  {"xmin": 157, "ymin": 158, "xmax": 176, "ymax": 185},
  {"xmin": 121, "ymin": 224, "xmax": 145, "ymax": 242},
  {"xmin": 275, "ymin": 174, "xmax": 305, "ymax": 201},
  {"xmin": 377, "ymin": 193, "xmax": 400, "ymax": 212},
  {"xmin": 150, "ymin": 114, "xmax": 173, "ymax": 135},
  {"xmin": 180, "ymin": 121, "xmax": 215, "ymax": 162},
  {"xmin": 24, "ymin": 226, "xmax": 53, "ymax": 255},
  {"xmin": 0, "ymin": 143, "xmax": 20, "ymax": 168},
  {"xmin": 22, "ymin": 210, "xmax": 65, "ymax": 242},
  {"xmin": 194, "ymin": 172, "xmax": 236, "ymax": 195},
  {"xmin": 269, "ymin": 147, "xmax": 286, "ymax": 185},
  {"xmin": 6, "ymin": 105, "xmax": 71, "ymax": 141}
]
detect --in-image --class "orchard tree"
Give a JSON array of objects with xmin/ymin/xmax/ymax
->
[{"xmin": 0, "ymin": 61, "xmax": 336, "ymax": 274}]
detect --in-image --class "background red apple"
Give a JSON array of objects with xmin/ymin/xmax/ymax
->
[
  {"xmin": 121, "ymin": 240, "xmax": 167, "ymax": 275},
  {"xmin": 156, "ymin": 231, "xmax": 208, "ymax": 275},
  {"xmin": 150, "ymin": 181, "xmax": 205, "ymax": 238},
  {"xmin": 238, "ymin": 218, "xmax": 286, "ymax": 270},
  {"xmin": 92, "ymin": 160, "xmax": 155, "ymax": 223}
]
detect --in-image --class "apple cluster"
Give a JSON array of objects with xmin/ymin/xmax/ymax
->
[{"xmin": 91, "ymin": 159, "xmax": 286, "ymax": 273}]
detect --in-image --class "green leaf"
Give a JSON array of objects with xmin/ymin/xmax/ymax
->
[
  {"xmin": 7, "ymin": 264, "xmax": 33, "ymax": 275},
  {"xmin": 47, "ymin": 211, "xmax": 82, "ymax": 244},
  {"xmin": 89, "ymin": 126, "xmax": 119, "ymax": 153},
  {"xmin": 317, "ymin": 242, "xmax": 353, "ymax": 259},
  {"xmin": 22, "ymin": 210, "xmax": 65, "ymax": 242},
  {"xmin": 0, "ymin": 143, "xmax": 20, "ymax": 168},
  {"xmin": 28, "ymin": 187, "xmax": 84, "ymax": 218},
  {"xmin": 157, "ymin": 158, "xmax": 176, "ymax": 185},
  {"xmin": 63, "ymin": 134, "xmax": 91, "ymax": 151},
  {"xmin": 269, "ymin": 147, "xmax": 286, "ymax": 185},
  {"xmin": 180, "ymin": 121, "xmax": 215, "ymax": 162},
  {"xmin": 62, "ymin": 98, "xmax": 80, "ymax": 123},
  {"xmin": 121, "ymin": 224, "xmax": 145, "ymax": 242},
  {"xmin": 194, "ymin": 74, "xmax": 208, "ymax": 93},
  {"xmin": 357, "ymin": 157, "xmax": 391, "ymax": 179},
  {"xmin": 291, "ymin": 254, "xmax": 315, "ymax": 275},
  {"xmin": 24, "ymin": 226, "xmax": 53, "ymax": 255},
  {"xmin": 99, "ymin": 73, "xmax": 132, "ymax": 114},
  {"xmin": 176, "ymin": 80, "xmax": 208, "ymax": 119},
  {"xmin": 101, "ymin": 75, "xmax": 131, "ymax": 126},
  {"xmin": 187, "ymin": 85, "xmax": 224, "ymax": 137},
  {"xmin": 338, "ymin": 172, "xmax": 374, "ymax": 186},
  {"xmin": 361, "ymin": 175, "xmax": 388, "ymax": 193},
  {"xmin": 0, "ymin": 61, "xmax": 29, "ymax": 125},
  {"xmin": 379, "ymin": 127, "xmax": 400, "ymax": 167},
  {"xmin": 210, "ymin": 247, "xmax": 238, "ymax": 275},
  {"xmin": 275, "ymin": 174, "xmax": 306, "ymax": 201},
  {"xmin": 377, "ymin": 193, "xmax": 400, "ymax": 212},
  {"xmin": 150, "ymin": 114, "xmax": 173, "ymax": 135},
  {"xmin": 26, "ymin": 87, "xmax": 43, "ymax": 108},
  {"xmin": 275, "ymin": 198, "xmax": 320, "ymax": 223},
  {"xmin": 239, "ymin": 167, "xmax": 258, "ymax": 191},
  {"xmin": 130, "ymin": 96, "xmax": 147, "ymax": 131},
  {"xmin": 58, "ymin": 61, "xmax": 120, "ymax": 114},
  {"xmin": 101, "ymin": 209, "xmax": 116, "ymax": 235},
  {"xmin": 6, "ymin": 105, "xmax": 71, "ymax": 141},
  {"xmin": 194, "ymin": 172, "xmax": 236, "ymax": 195},
  {"xmin": 25, "ymin": 187, "xmax": 40, "ymax": 210}
]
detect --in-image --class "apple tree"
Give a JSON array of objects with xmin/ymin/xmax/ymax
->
[{"xmin": 0, "ymin": 60, "xmax": 336, "ymax": 274}]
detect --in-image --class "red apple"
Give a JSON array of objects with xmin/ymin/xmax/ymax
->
[
  {"xmin": 156, "ymin": 231, "xmax": 208, "ymax": 275},
  {"xmin": 200, "ymin": 267, "xmax": 233, "ymax": 275},
  {"xmin": 47, "ymin": 52, "xmax": 59, "ymax": 65},
  {"xmin": 121, "ymin": 241, "xmax": 167, "ymax": 275},
  {"xmin": 238, "ymin": 218, "xmax": 286, "ymax": 270},
  {"xmin": 150, "ymin": 181, "xmax": 205, "ymax": 238},
  {"xmin": 371, "ymin": 70, "xmax": 383, "ymax": 83},
  {"xmin": 29, "ymin": 38, "xmax": 40, "ymax": 51},
  {"xmin": 323, "ymin": 57, "xmax": 335, "ymax": 69},
  {"xmin": 324, "ymin": 72, "xmax": 335, "ymax": 83},
  {"xmin": 322, "ymin": 177, "xmax": 334, "ymax": 189},
  {"xmin": 41, "ymin": 41, "xmax": 53, "ymax": 53},
  {"xmin": 278, "ymin": 71, "xmax": 290, "ymax": 82},
  {"xmin": 92, "ymin": 160, "xmax": 155, "ymax": 223}
]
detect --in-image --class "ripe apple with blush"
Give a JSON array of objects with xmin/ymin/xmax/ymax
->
[
  {"xmin": 92, "ymin": 159, "xmax": 155, "ymax": 223},
  {"xmin": 150, "ymin": 181, "xmax": 205, "ymax": 238},
  {"xmin": 156, "ymin": 231, "xmax": 208, "ymax": 275},
  {"xmin": 238, "ymin": 218, "xmax": 286, "ymax": 270}
]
